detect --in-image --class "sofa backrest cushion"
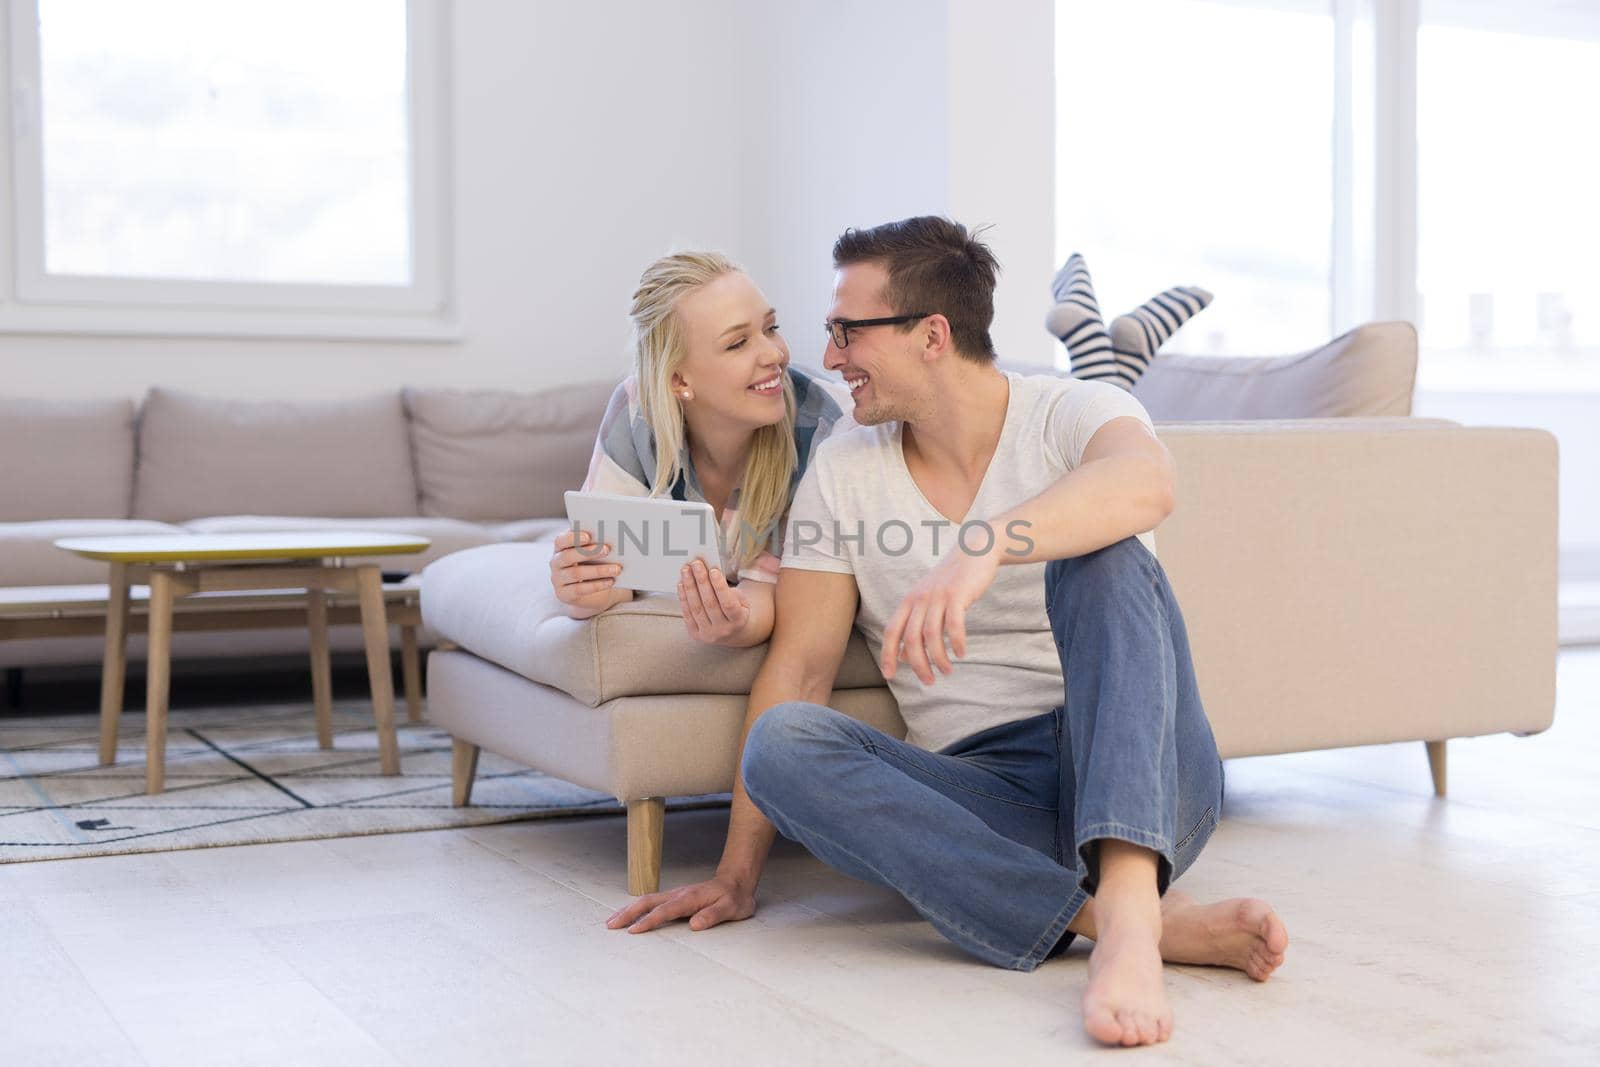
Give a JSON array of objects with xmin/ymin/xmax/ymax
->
[
  {"xmin": 133, "ymin": 388, "xmax": 419, "ymax": 521},
  {"xmin": 403, "ymin": 380, "xmax": 616, "ymax": 521},
  {"xmin": 1129, "ymin": 321, "xmax": 1417, "ymax": 420},
  {"xmin": 0, "ymin": 396, "xmax": 136, "ymax": 520}
]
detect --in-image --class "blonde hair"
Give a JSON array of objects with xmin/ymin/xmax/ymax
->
[{"xmin": 629, "ymin": 251, "xmax": 798, "ymax": 570}]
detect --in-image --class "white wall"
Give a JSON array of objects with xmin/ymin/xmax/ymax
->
[
  {"xmin": 948, "ymin": 0, "xmax": 1057, "ymax": 368},
  {"xmin": 732, "ymin": 0, "xmax": 952, "ymax": 373},
  {"xmin": 0, "ymin": 0, "xmax": 1062, "ymax": 399}
]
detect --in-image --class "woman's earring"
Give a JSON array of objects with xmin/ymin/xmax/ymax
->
[{"xmin": 680, "ymin": 390, "xmax": 692, "ymax": 401}]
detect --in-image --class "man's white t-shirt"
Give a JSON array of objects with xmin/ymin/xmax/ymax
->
[{"xmin": 781, "ymin": 372, "xmax": 1158, "ymax": 754}]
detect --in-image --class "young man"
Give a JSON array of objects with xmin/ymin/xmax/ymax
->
[{"xmin": 606, "ymin": 217, "xmax": 1288, "ymax": 1048}]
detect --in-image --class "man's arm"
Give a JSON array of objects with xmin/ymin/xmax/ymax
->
[
  {"xmin": 879, "ymin": 417, "xmax": 1176, "ymax": 685},
  {"xmin": 989, "ymin": 416, "xmax": 1175, "ymax": 565},
  {"xmin": 606, "ymin": 565, "xmax": 859, "ymax": 933},
  {"xmin": 713, "ymin": 567, "xmax": 859, "ymax": 886}
]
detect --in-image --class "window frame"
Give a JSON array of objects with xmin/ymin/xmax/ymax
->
[
  {"xmin": 1330, "ymin": 0, "xmax": 1419, "ymax": 336},
  {"xmin": 0, "ymin": 0, "xmax": 456, "ymax": 341}
]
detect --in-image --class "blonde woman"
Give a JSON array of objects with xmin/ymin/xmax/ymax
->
[{"xmin": 550, "ymin": 252, "xmax": 850, "ymax": 645}]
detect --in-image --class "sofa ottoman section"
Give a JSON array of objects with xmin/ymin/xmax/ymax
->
[
  {"xmin": 426, "ymin": 649, "xmax": 900, "ymax": 895},
  {"xmin": 421, "ymin": 541, "xmax": 901, "ymax": 894}
]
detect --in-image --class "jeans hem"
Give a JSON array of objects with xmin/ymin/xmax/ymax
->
[
  {"xmin": 1012, "ymin": 884, "xmax": 1090, "ymax": 972},
  {"xmin": 1074, "ymin": 820, "xmax": 1177, "ymax": 886}
]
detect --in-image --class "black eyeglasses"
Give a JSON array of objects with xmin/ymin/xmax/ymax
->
[{"xmin": 824, "ymin": 313, "xmax": 932, "ymax": 349}]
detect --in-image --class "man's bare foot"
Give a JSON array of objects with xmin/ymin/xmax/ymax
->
[
  {"xmin": 1158, "ymin": 890, "xmax": 1289, "ymax": 981},
  {"xmin": 1082, "ymin": 910, "xmax": 1172, "ymax": 1047}
]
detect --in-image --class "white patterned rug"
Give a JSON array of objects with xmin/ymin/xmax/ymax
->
[{"xmin": 0, "ymin": 701, "xmax": 730, "ymax": 862}]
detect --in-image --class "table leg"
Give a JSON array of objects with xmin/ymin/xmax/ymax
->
[
  {"xmin": 401, "ymin": 624, "xmax": 423, "ymax": 723},
  {"xmin": 307, "ymin": 588, "xmax": 334, "ymax": 749},
  {"xmin": 145, "ymin": 570, "xmax": 175, "ymax": 795},
  {"xmin": 356, "ymin": 566, "xmax": 401, "ymax": 775},
  {"xmin": 98, "ymin": 562, "xmax": 131, "ymax": 765},
  {"xmin": 451, "ymin": 738, "xmax": 479, "ymax": 806}
]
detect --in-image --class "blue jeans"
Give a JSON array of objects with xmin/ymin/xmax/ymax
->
[{"xmin": 740, "ymin": 536, "xmax": 1224, "ymax": 972}]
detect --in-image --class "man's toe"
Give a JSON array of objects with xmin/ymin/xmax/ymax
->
[{"xmin": 1083, "ymin": 1004, "xmax": 1124, "ymax": 1046}]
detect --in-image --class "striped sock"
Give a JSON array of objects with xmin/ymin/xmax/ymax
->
[
  {"xmin": 1044, "ymin": 254, "xmax": 1129, "ymax": 389},
  {"xmin": 1108, "ymin": 286, "xmax": 1213, "ymax": 387}
]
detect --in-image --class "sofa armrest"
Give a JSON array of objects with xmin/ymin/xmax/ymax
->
[{"xmin": 1153, "ymin": 420, "xmax": 1558, "ymax": 758}]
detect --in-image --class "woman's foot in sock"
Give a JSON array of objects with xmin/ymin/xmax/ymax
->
[
  {"xmin": 1045, "ymin": 253, "xmax": 1129, "ymax": 389},
  {"xmin": 1108, "ymin": 285, "xmax": 1213, "ymax": 387}
]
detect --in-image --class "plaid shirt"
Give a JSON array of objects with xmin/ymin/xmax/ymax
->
[{"xmin": 581, "ymin": 364, "xmax": 851, "ymax": 583}]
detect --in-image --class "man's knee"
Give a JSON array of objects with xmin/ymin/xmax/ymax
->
[
  {"xmin": 741, "ymin": 701, "xmax": 838, "ymax": 797},
  {"xmin": 1045, "ymin": 536, "xmax": 1155, "ymax": 607}
]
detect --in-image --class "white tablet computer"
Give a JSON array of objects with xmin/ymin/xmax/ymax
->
[{"xmin": 563, "ymin": 490, "xmax": 721, "ymax": 594}]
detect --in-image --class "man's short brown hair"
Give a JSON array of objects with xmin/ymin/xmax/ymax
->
[{"xmin": 832, "ymin": 216, "xmax": 1000, "ymax": 361}]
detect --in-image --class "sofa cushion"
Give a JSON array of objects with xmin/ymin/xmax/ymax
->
[
  {"xmin": 0, "ymin": 397, "xmax": 136, "ymax": 521},
  {"xmin": 485, "ymin": 518, "xmax": 570, "ymax": 543},
  {"xmin": 1130, "ymin": 321, "xmax": 1417, "ymax": 420},
  {"xmin": 0, "ymin": 519, "xmax": 189, "ymax": 586},
  {"xmin": 133, "ymin": 388, "xmax": 419, "ymax": 522},
  {"xmin": 182, "ymin": 515, "xmax": 496, "ymax": 573},
  {"xmin": 403, "ymin": 381, "xmax": 617, "ymax": 521},
  {"xmin": 421, "ymin": 541, "xmax": 887, "ymax": 706}
]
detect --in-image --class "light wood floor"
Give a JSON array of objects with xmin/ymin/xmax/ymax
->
[{"xmin": 5, "ymin": 648, "xmax": 1598, "ymax": 1066}]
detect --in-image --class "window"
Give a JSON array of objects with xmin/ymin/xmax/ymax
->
[
  {"xmin": 1055, "ymin": 0, "xmax": 1599, "ymax": 375},
  {"xmin": 1, "ymin": 0, "xmax": 451, "ymax": 338},
  {"xmin": 1054, "ymin": 0, "xmax": 1335, "ymax": 357},
  {"xmin": 1417, "ymin": 2, "xmax": 1600, "ymax": 362}
]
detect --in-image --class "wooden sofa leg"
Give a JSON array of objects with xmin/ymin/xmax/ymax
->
[
  {"xmin": 1425, "ymin": 740, "xmax": 1447, "ymax": 797},
  {"xmin": 627, "ymin": 798, "xmax": 666, "ymax": 896},
  {"xmin": 451, "ymin": 738, "xmax": 480, "ymax": 807}
]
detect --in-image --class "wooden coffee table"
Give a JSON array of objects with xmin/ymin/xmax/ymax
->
[{"xmin": 54, "ymin": 531, "xmax": 431, "ymax": 794}]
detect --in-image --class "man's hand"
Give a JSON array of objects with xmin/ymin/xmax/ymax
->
[
  {"xmin": 880, "ymin": 542, "xmax": 1000, "ymax": 685},
  {"xmin": 604, "ymin": 873, "xmax": 756, "ymax": 934},
  {"xmin": 677, "ymin": 559, "xmax": 752, "ymax": 644}
]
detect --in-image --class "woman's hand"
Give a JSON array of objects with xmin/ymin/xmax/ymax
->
[
  {"xmin": 880, "ymin": 542, "xmax": 1001, "ymax": 685},
  {"xmin": 677, "ymin": 559, "xmax": 752, "ymax": 645},
  {"xmin": 549, "ymin": 529, "xmax": 626, "ymax": 618}
]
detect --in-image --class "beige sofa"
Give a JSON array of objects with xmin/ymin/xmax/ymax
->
[
  {"xmin": 0, "ymin": 381, "xmax": 615, "ymax": 674},
  {"xmin": 420, "ymin": 324, "xmax": 1560, "ymax": 894}
]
